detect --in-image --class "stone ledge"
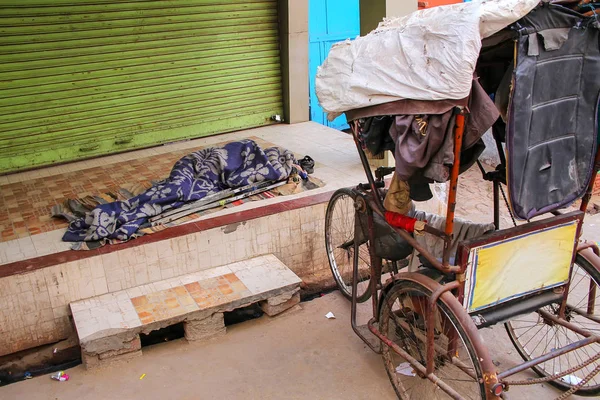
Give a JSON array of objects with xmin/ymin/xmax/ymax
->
[{"xmin": 70, "ymin": 255, "xmax": 302, "ymax": 369}]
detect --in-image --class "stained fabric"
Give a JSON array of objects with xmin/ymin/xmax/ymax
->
[
  {"xmin": 345, "ymin": 98, "xmax": 466, "ymax": 122},
  {"xmin": 390, "ymin": 113, "xmax": 454, "ymax": 182},
  {"xmin": 316, "ymin": 0, "xmax": 539, "ymax": 118},
  {"xmin": 361, "ymin": 116, "xmax": 395, "ymax": 156},
  {"xmin": 62, "ymin": 140, "xmax": 295, "ymax": 244},
  {"xmin": 390, "ymin": 80, "xmax": 499, "ymax": 183},
  {"xmin": 384, "ymin": 173, "xmax": 413, "ymax": 214},
  {"xmin": 538, "ymin": 27, "xmax": 571, "ymax": 51},
  {"xmin": 411, "ymin": 210, "xmax": 496, "ymax": 264}
]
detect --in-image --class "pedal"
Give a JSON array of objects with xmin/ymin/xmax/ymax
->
[
  {"xmin": 375, "ymin": 166, "xmax": 395, "ymax": 180},
  {"xmin": 358, "ymin": 181, "xmax": 385, "ymax": 191}
]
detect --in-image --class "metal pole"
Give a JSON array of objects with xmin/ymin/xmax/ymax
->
[
  {"xmin": 497, "ymin": 336, "xmax": 597, "ymax": 380},
  {"xmin": 493, "ymin": 180, "xmax": 500, "ymax": 230},
  {"xmin": 443, "ymin": 109, "xmax": 466, "ymax": 266}
]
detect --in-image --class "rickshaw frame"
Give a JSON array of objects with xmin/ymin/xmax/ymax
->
[{"xmin": 341, "ymin": 107, "xmax": 600, "ymax": 399}]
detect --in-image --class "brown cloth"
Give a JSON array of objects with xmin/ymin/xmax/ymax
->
[
  {"xmin": 390, "ymin": 79, "xmax": 500, "ymax": 182},
  {"xmin": 390, "ymin": 112, "xmax": 454, "ymax": 182},
  {"xmin": 383, "ymin": 173, "xmax": 413, "ymax": 214}
]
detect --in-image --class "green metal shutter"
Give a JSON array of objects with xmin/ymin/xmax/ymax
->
[{"xmin": 0, "ymin": 0, "xmax": 283, "ymax": 174}]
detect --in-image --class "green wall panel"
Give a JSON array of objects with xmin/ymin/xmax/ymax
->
[{"xmin": 0, "ymin": 0, "xmax": 283, "ymax": 173}]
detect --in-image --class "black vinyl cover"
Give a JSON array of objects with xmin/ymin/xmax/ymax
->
[{"xmin": 507, "ymin": 3, "xmax": 600, "ymax": 220}]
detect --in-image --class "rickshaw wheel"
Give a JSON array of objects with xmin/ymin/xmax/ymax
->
[
  {"xmin": 325, "ymin": 188, "xmax": 371, "ymax": 302},
  {"xmin": 505, "ymin": 254, "xmax": 600, "ymax": 395},
  {"xmin": 380, "ymin": 280, "xmax": 486, "ymax": 399}
]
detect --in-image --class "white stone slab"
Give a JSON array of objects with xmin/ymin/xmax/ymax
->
[{"xmin": 70, "ymin": 255, "xmax": 301, "ymax": 344}]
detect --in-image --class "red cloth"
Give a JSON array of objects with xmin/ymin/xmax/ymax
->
[{"xmin": 385, "ymin": 211, "xmax": 418, "ymax": 232}]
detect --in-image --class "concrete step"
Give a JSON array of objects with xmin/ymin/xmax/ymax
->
[{"xmin": 70, "ymin": 254, "xmax": 301, "ymax": 370}]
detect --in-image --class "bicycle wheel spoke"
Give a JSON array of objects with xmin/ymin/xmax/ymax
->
[
  {"xmin": 506, "ymin": 256, "xmax": 600, "ymax": 394},
  {"xmin": 381, "ymin": 282, "xmax": 484, "ymax": 399},
  {"xmin": 326, "ymin": 190, "xmax": 373, "ymax": 302}
]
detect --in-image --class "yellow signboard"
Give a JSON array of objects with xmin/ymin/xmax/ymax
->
[{"xmin": 464, "ymin": 221, "xmax": 578, "ymax": 312}]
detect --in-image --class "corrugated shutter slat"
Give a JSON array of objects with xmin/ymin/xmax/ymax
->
[{"xmin": 0, "ymin": 0, "xmax": 283, "ymax": 173}]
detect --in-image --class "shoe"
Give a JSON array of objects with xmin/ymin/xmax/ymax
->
[{"xmin": 299, "ymin": 155, "xmax": 315, "ymax": 174}]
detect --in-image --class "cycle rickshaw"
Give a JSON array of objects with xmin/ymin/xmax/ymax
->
[{"xmin": 320, "ymin": 1, "xmax": 600, "ymax": 398}]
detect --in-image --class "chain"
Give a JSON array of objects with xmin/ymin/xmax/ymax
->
[
  {"xmin": 555, "ymin": 362, "xmax": 600, "ymax": 400},
  {"xmin": 503, "ymin": 351, "xmax": 600, "ymax": 387},
  {"xmin": 499, "ymin": 183, "xmax": 517, "ymax": 227}
]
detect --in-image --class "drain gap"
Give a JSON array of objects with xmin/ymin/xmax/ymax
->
[
  {"xmin": 224, "ymin": 304, "xmax": 264, "ymax": 326},
  {"xmin": 0, "ymin": 337, "xmax": 81, "ymax": 387},
  {"xmin": 300, "ymin": 287, "xmax": 338, "ymax": 303},
  {"xmin": 140, "ymin": 322, "xmax": 185, "ymax": 348}
]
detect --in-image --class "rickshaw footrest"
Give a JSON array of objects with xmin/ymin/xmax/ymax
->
[
  {"xmin": 353, "ymin": 324, "xmax": 382, "ymax": 353},
  {"xmin": 471, "ymin": 291, "xmax": 563, "ymax": 329}
]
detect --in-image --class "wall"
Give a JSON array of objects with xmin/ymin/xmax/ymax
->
[
  {"xmin": 278, "ymin": 0, "xmax": 310, "ymax": 124},
  {"xmin": 360, "ymin": 0, "xmax": 387, "ymax": 35},
  {"xmin": 0, "ymin": 203, "xmax": 329, "ymax": 356},
  {"xmin": 386, "ymin": 0, "xmax": 418, "ymax": 18},
  {"xmin": 360, "ymin": 0, "xmax": 418, "ymax": 35}
]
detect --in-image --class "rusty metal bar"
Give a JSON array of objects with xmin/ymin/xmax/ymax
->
[
  {"xmin": 493, "ymin": 180, "xmax": 500, "ymax": 230},
  {"xmin": 423, "ymin": 224, "xmax": 451, "ymax": 240},
  {"xmin": 587, "ymin": 281, "xmax": 597, "ymax": 316},
  {"xmin": 350, "ymin": 219, "xmax": 381, "ymax": 354},
  {"xmin": 367, "ymin": 318, "xmax": 465, "ymax": 400},
  {"xmin": 426, "ymin": 280, "xmax": 461, "ymax": 375},
  {"xmin": 443, "ymin": 111, "xmax": 466, "ymax": 266},
  {"xmin": 539, "ymin": 309, "xmax": 600, "ymax": 340},
  {"xmin": 350, "ymin": 121, "xmax": 386, "ymax": 212},
  {"xmin": 579, "ymin": 147, "xmax": 600, "ymax": 218},
  {"xmin": 575, "ymin": 244, "xmax": 600, "ymax": 319},
  {"xmin": 559, "ymin": 219, "xmax": 590, "ymax": 319},
  {"xmin": 578, "ymin": 241, "xmax": 600, "ymax": 255},
  {"xmin": 367, "ymin": 210, "xmax": 383, "ymax": 320},
  {"xmin": 452, "ymin": 357, "xmax": 478, "ymax": 380},
  {"xmin": 572, "ymin": 243, "xmax": 600, "ymax": 318},
  {"xmin": 503, "ymin": 351, "xmax": 600, "ymax": 386},
  {"xmin": 567, "ymin": 304, "xmax": 600, "ymax": 324},
  {"xmin": 497, "ymin": 336, "xmax": 597, "ymax": 380}
]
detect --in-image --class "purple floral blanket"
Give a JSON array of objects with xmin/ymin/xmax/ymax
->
[{"xmin": 63, "ymin": 140, "xmax": 295, "ymax": 243}]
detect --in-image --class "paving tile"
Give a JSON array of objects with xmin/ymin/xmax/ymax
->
[
  {"xmin": 184, "ymin": 273, "xmax": 251, "ymax": 310},
  {"xmin": 0, "ymin": 124, "xmax": 372, "ymax": 268},
  {"xmin": 131, "ymin": 287, "xmax": 199, "ymax": 323},
  {"xmin": 0, "ymin": 137, "xmax": 269, "ymax": 245}
]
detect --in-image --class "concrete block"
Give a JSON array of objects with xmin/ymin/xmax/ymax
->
[
  {"xmin": 98, "ymin": 336, "xmax": 141, "ymax": 360},
  {"xmin": 81, "ymin": 335, "xmax": 141, "ymax": 370},
  {"xmin": 260, "ymin": 288, "xmax": 301, "ymax": 317},
  {"xmin": 82, "ymin": 349, "xmax": 142, "ymax": 370},
  {"xmin": 184, "ymin": 313, "xmax": 226, "ymax": 342}
]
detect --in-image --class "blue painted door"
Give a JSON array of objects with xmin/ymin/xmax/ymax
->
[{"xmin": 309, "ymin": 0, "xmax": 360, "ymax": 130}]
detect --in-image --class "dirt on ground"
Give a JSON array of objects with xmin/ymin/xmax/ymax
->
[{"xmin": 0, "ymin": 292, "xmax": 585, "ymax": 400}]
